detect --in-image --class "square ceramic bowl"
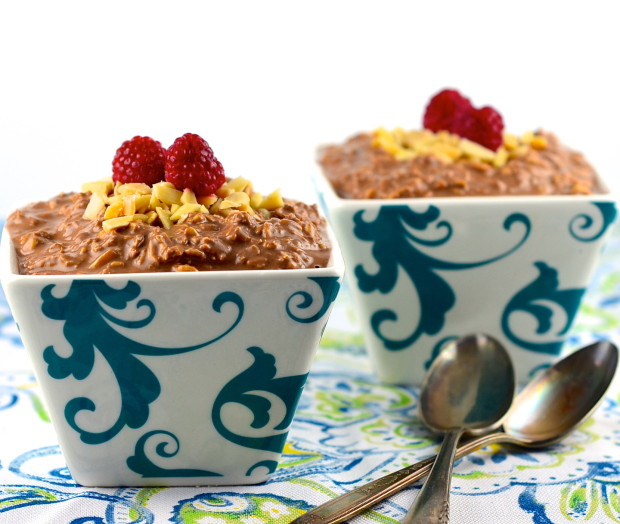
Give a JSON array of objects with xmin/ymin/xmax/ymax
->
[
  {"xmin": 314, "ymin": 168, "xmax": 617, "ymax": 385},
  {"xmin": 0, "ymin": 225, "xmax": 344, "ymax": 487}
]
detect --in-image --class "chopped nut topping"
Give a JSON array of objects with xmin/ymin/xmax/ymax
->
[
  {"xmin": 82, "ymin": 177, "xmax": 283, "ymax": 230},
  {"xmin": 372, "ymin": 128, "xmax": 548, "ymax": 168},
  {"xmin": 88, "ymin": 249, "xmax": 119, "ymax": 269}
]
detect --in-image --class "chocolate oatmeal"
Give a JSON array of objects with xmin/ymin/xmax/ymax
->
[
  {"xmin": 7, "ymin": 192, "xmax": 331, "ymax": 275},
  {"xmin": 318, "ymin": 132, "xmax": 604, "ymax": 199}
]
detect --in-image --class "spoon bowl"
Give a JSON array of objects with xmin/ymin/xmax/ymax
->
[
  {"xmin": 420, "ymin": 334, "xmax": 515, "ymax": 436},
  {"xmin": 291, "ymin": 340, "xmax": 618, "ymax": 524},
  {"xmin": 504, "ymin": 339, "xmax": 618, "ymax": 443},
  {"xmin": 404, "ymin": 333, "xmax": 515, "ymax": 523}
]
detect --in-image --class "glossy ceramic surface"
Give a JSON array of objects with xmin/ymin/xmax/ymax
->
[
  {"xmin": 314, "ymin": 167, "xmax": 617, "ymax": 385},
  {"xmin": 0, "ymin": 225, "xmax": 345, "ymax": 486}
]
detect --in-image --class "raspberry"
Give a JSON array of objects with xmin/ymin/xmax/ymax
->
[
  {"xmin": 423, "ymin": 89, "xmax": 504, "ymax": 151},
  {"xmin": 423, "ymin": 89, "xmax": 472, "ymax": 133},
  {"xmin": 466, "ymin": 106, "xmax": 504, "ymax": 151},
  {"xmin": 165, "ymin": 133, "xmax": 225, "ymax": 195},
  {"xmin": 112, "ymin": 136, "xmax": 166, "ymax": 185}
]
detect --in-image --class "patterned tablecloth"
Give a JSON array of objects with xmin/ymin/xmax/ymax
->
[{"xmin": 1, "ymin": 226, "xmax": 620, "ymax": 524}]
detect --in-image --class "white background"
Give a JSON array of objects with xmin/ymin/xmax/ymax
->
[{"xmin": 1, "ymin": 1, "xmax": 619, "ymax": 213}]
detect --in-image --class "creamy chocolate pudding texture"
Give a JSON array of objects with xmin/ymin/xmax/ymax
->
[
  {"xmin": 319, "ymin": 132, "xmax": 604, "ymax": 199},
  {"xmin": 7, "ymin": 192, "xmax": 332, "ymax": 275}
]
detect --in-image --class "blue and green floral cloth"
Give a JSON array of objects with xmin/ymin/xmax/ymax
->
[{"xmin": 1, "ymin": 227, "xmax": 620, "ymax": 524}]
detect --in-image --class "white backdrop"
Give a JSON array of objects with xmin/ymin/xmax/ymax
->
[{"xmin": 1, "ymin": 1, "xmax": 619, "ymax": 212}]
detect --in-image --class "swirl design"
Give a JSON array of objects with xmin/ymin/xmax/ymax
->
[
  {"xmin": 285, "ymin": 276, "xmax": 341, "ymax": 323},
  {"xmin": 519, "ymin": 463, "xmax": 620, "ymax": 523},
  {"xmin": 501, "ymin": 262, "xmax": 585, "ymax": 354},
  {"xmin": 569, "ymin": 202, "xmax": 617, "ymax": 242},
  {"xmin": 41, "ymin": 280, "xmax": 244, "ymax": 444},
  {"xmin": 246, "ymin": 460, "xmax": 279, "ymax": 476},
  {"xmin": 212, "ymin": 346, "xmax": 308, "ymax": 453},
  {"xmin": 127, "ymin": 430, "xmax": 222, "ymax": 478},
  {"xmin": 8, "ymin": 446, "xmax": 75, "ymax": 486},
  {"xmin": 0, "ymin": 479, "xmax": 152, "ymax": 522},
  {"xmin": 0, "ymin": 392, "xmax": 18, "ymax": 411},
  {"xmin": 171, "ymin": 493, "xmax": 311, "ymax": 521},
  {"xmin": 353, "ymin": 205, "xmax": 531, "ymax": 350}
]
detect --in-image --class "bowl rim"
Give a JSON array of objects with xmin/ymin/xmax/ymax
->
[{"xmin": 0, "ymin": 218, "xmax": 346, "ymax": 281}]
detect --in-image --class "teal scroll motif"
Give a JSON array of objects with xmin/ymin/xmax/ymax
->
[
  {"xmin": 501, "ymin": 261, "xmax": 585, "ymax": 354},
  {"xmin": 41, "ymin": 280, "xmax": 244, "ymax": 444},
  {"xmin": 353, "ymin": 205, "xmax": 531, "ymax": 350},
  {"xmin": 127, "ymin": 430, "xmax": 223, "ymax": 478},
  {"xmin": 569, "ymin": 202, "xmax": 617, "ymax": 242},
  {"xmin": 285, "ymin": 276, "xmax": 341, "ymax": 323},
  {"xmin": 212, "ymin": 346, "xmax": 307, "ymax": 453},
  {"xmin": 246, "ymin": 460, "xmax": 279, "ymax": 477}
]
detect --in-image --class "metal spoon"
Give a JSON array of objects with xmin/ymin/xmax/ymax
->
[
  {"xmin": 291, "ymin": 340, "xmax": 618, "ymax": 524},
  {"xmin": 403, "ymin": 334, "xmax": 515, "ymax": 523}
]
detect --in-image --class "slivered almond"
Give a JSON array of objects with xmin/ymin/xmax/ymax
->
[
  {"xmin": 460, "ymin": 139, "xmax": 496, "ymax": 161},
  {"xmin": 250, "ymin": 192, "xmax": 263, "ymax": 208},
  {"xmin": 520, "ymin": 130, "xmax": 535, "ymax": 144},
  {"xmin": 172, "ymin": 264, "xmax": 199, "ymax": 272},
  {"xmin": 23, "ymin": 234, "xmax": 38, "ymax": 251},
  {"xmin": 227, "ymin": 176, "xmax": 252, "ymax": 193},
  {"xmin": 372, "ymin": 127, "xmax": 540, "ymax": 168},
  {"xmin": 170, "ymin": 203, "xmax": 202, "ymax": 221},
  {"xmin": 89, "ymin": 249, "xmax": 118, "ymax": 268},
  {"xmin": 83, "ymin": 192, "xmax": 106, "ymax": 220},
  {"xmin": 82, "ymin": 180, "xmax": 114, "ymax": 196},
  {"xmin": 394, "ymin": 150, "xmax": 417, "ymax": 161},
  {"xmin": 260, "ymin": 189, "xmax": 284, "ymax": 210},
  {"xmin": 102, "ymin": 215, "xmax": 135, "ymax": 232},
  {"xmin": 503, "ymin": 133, "xmax": 519, "ymax": 150},
  {"xmin": 83, "ymin": 173, "xmax": 283, "ymax": 230},
  {"xmin": 107, "ymin": 194, "xmax": 124, "ymax": 206},
  {"xmin": 493, "ymin": 147, "xmax": 509, "ymax": 168},
  {"xmin": 155, "ymin": 207, "xmax": 172, "ymax": 229},
  {"xmin": 149, "ymin": 193, "xmax": 164, "ymax": 210},
  {"xmin": 117, "ymin": 183, "xmax": 151, "ymax": 195},
  {"xmin": 124, "ymin": 194, "xmax": 136, "ymax": 215},
  {"xmin": 153, "ymin": 183, "xmax": 183, "ymax": 205},
  {"xmin": 198, "ymin": 194, "xmax": 218, "ymax": 207},
  {"xmin": 134, "ymin": 194, "xmax": 151, "ymax": 212},
  {"xmin": 531, "ymin": 135, "xmax": 548, "ymax": 150},
  {"xmin": 181, "ymin": 188, "xmax": 198, "ymax": 204},
  {"xmin": 220, "ymin": 191, "xmax": 250, "ymax": 209},
  {"xmin": 103, "ymin": 201, "xmax": 124, "ymax": 220}
]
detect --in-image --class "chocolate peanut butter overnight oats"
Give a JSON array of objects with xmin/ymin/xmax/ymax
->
[
  {"xmin": 7, "ymin": 133, "xmax": 332, "ymax": 275},
  {"xmin": 1, "ymin": 135, "xmax": 344, "ymax": 489},
  {"xmin": 319, "ymin": 89, "xmax": 604, "ymax": 199},
  {"xmin": 314, "ymin": 89, "xmax": 615, "ymax": 386}
]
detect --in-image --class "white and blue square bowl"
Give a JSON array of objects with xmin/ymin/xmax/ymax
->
[
  {"xmin": 314, "ymin": 166, "xmax": 617, "ymax": 386},
  {"xmin": 0, "ymin": 222, "xmax": 344, "ymax": 487}
]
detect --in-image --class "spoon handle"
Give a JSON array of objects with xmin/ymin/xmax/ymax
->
[
  {"xmin": 290, "ymin": 431, "xmax": 513, "ymax": 524},
  {"xmin": 401, "ymin": 428, "xmax": 463, "ymax": 523}
]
